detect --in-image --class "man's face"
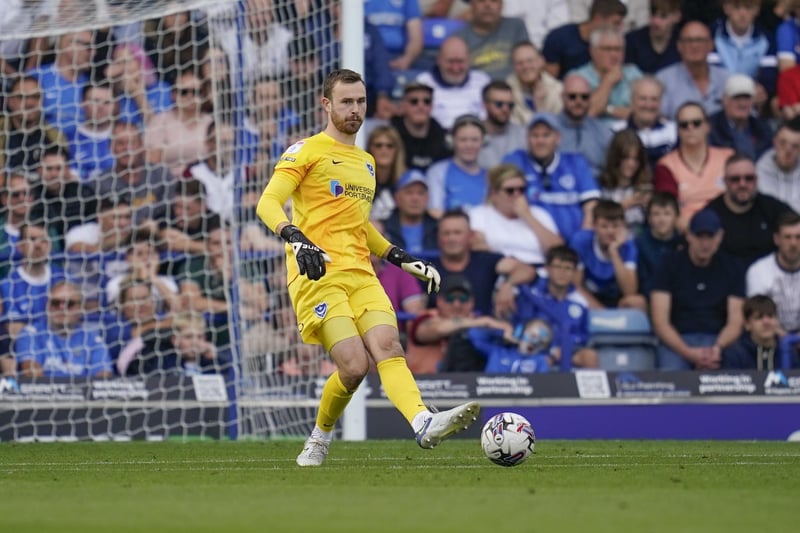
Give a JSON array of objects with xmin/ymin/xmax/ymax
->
[
  {"xmin": 546, "ymin": 258, "xmax": 577, "ymax": 290},
  {"xmin": 6, "ymin": 176, "xmax": 31, "ymax": 218},
  {"xmin": 775, "ymin": 222, "xmax": 800, "ymax": 265},
  {"xmin": 40, "ymin": 154, "xmax": 70, "ymax": 190},
  {"xmin": 252, "ymin": 80, "xmax": 281, "ymax": 120},
  {"xmin": 324, "ymin": 80, "xmax": 366, "ymax": 135},
  {"xmin": 175, "ymin": 73, "xmax": 204, "ymax": 111},
  {"xmin": 438, "ymin": 38, "xmax": 470, "ymax": 85},
  {"xmin": 437, "ymin": 216, "xmax": 471, "ymax": 257},
  {"xmin": 59, "ymin": 31, "xmax": 93, "ymax": 71},
  {"xmin": 527, "ymin": 123, "xmax": 559, "ymax": 160},
  {"xmin": 83, "ymin": 86, "xmax": 115, "ymax": 125},
  {"xmin": 121, "ymin": 284, "xmax": 155, "ymax": 322},
  {"xmin": 208, "ymin": 124, "xmax": 235, "ymax": 167},
  {"xmin": 511, "ymin": 44, "xmax": 544, "ymax": 86},
  {"xmin": 128, "ymin": 242, "xmax": 159, "ymax": 269},
  {"xmin": 394, "ymin": 183, "xmax": 428, "ymax": 217},
  {"xmin": 746, "ymin": 310, "xmax": 779, "ymax": 341},
  {"xmin": 7, "ymin": 79, "xmax": 42, "ymax": 128},
  {"xmin": 724, "ymin": 159, "xmax": 758, "ymax": 208},
  {"xmin": 470, "ymin": 0, "xmax": 502, "ymax": 28},
  {"xmin": 631, "ymin": 80, "xmax": 663, "ymax": 126},
  {"xmin": 590, "ymin": 34, "xmax": 625, "ymax": 73},
  {"xmin": 773, "ymin": 128, "xmax": 800, "ymax": 171},
  {"xmin": 173, "ymin": 324, "xmax": 206, "ymax": 359},
  {"xmin": 677, "ymin": 22, "xmax": 713, "ymax": 65},
  {"xmin": 437, "ymin": 289, "xmax": 474, "ymax": 318},
  {"xmin": 401, "ymin": 89, "xmax": 433, "ymax": 126},
  {"xmin": 723, "ymin": 93, "xmax": 753, "ymax": 122},
  {"xmin": 687, "ymin": 230, "xmax": 723, "ymax": 263},
  {"xmin": 649, "ymin": 9, "xmax": 682, "ymax": 39},
  {"xmin": 562, "ymin": 76, "xmax": 591, "ymax": 121},
  {"xmin": 484, "ymin": 88, "xmax": 515, "ymax": 126},
  {"xmin": 173, "ymin": 195, "xmax": 203, "ymax": 229},
  {"xmin": 594, "ymin": 217, "xmax": 624, "ymax": 248},
  {"xmin": 453, "ymin": 123, "xmax": 484, "ymax": 164},
  {"xmin": 18, "ymin": 225, "xmax": 51, "ymax": 264},
  {"xmin": 112, "ymin": 124, "xmax": 145, "ymax": 169},
  {"xmin": 723, "ymin": 1, "xmax": 759, "ymax": 35},
  {"xmin": 100, "ymin": 204, "xmax": 133, "ymax": 239},
  {"xmin": 47, "ymin": 284, "xmax": 82, "ymax": 330}
]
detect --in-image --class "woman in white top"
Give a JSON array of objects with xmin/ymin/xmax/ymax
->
[{"xmin": 470, "ymin": 163, "xmax": 563, "ymax": 265}]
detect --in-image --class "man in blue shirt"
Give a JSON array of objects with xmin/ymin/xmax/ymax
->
[
  {"xmin": 16, "ymin": 280, "xmax": 113, "ymax": 378},
  {"xmin": 503, "ymin": 112, "xmax": 600, "ymax": 238},
  {"xmin": 382, "ymin": 169, "xmax": 439, "ymax": 254}
]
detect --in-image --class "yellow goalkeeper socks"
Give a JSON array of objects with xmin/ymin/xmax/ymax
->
[
  {"xmin": 377, "ymin": 357, "xmax": 427, "ymax": 426},
  {"xmin": 316, "ymin": 371, "xmax": 354, "ymax": 431}
]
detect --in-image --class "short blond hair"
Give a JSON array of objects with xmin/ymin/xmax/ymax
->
[{"xmin": 172, "ymin": 310, "xmax": 206, "ymax": 335}]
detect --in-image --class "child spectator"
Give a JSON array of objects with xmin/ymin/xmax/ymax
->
[
  {"xmin": 722, "ymin": 294, "xmax": 800, "ymax": 369},
  {"xmin": 598, "ymin": 129, "xmax": 653, "ymax": 235},
  {"xmin": 635, "ymin": 191, "xmax": 684, "ymax": 299},
  {"xmin": 70, "ymin": 81, "xmax": 115, "ymax": 182}
]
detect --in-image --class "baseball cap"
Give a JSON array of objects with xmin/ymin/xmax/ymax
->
[
  {"xmin": 528, "ymin": 112, "xmax": 560, "ymax": 132},
  {"xmin": 724, "ymin": 74, "xmax": 756, "ymax": 98},
  {"xmin": 689, "ymin": 209, "xmax": 722, "ymax": 235},
  {"xmin": 440, "ymin": 274, "xmax": 473, "ymax": 295},
  {"xmin": 403, "ymin": 81, "xmax": 434, "ymax": 95},
  {"xmin": 394, "ymin": 169, "xmax": 428, "ymax": 191}
]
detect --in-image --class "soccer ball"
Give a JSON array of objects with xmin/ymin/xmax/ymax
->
[{"xmin": 480, "ymin": 412, "xmax": 536, "ymax": 467}]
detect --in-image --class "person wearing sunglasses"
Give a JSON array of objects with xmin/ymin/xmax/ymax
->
[
  {"xmin": 469, "ymin": 163, "xmax": 562, "ymax": 267},
  {"xmin": 478, "ymin": 80, "xmax": 527, "ymax": 168},
  {"xmin": 654, "ymin": 101, "xmax": 734, "ymax": 231},
  {"xmin": 390, "ymin": 81, "xmax": 451, "ymax": 172},
  {"xmin": 708, "ymin": 74, "xmax": 773, "ymax": 160},
  {"xmin": 704, "ymin": 152, "xmax": 795, "ymax": 267},
  {"xmin": 15, "ymin": 280, "xmax": 113, "ymax": 379}
]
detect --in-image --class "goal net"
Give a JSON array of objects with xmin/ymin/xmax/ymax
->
[{"xmin": 0, "ymin": 0, "xmax": 341, "ymax": 441}]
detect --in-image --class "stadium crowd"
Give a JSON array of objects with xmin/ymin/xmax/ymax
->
[{"xmin": 0, "ymin": 0, "xmax": 799, "ymax": 380}]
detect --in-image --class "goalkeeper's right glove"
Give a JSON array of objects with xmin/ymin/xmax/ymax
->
[
  {"xmin": 280, "ymin": 224, "xmax": 331, "ymax": 281},
  {"xmin": 386, "ymin": 246, "xmax": 441, "ymax": 294}
]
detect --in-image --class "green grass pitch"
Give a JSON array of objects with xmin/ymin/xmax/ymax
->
[{"xmin": 1, "ymin": 439, "xmax": 797, "ymax": 533}]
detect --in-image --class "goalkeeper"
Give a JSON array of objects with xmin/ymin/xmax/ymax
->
[{"xmin": 257, "ymin": 69, "xmax": 479, "ymax": 467}]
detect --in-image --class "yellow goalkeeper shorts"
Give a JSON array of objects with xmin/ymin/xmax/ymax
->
[{"xmin": 288, "ymin": 270, "xmax": 397, "ymax": 347}]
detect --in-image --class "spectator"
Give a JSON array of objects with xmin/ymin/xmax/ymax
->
[
  {"xmin": 0, "ymin": 75, "xmax": 68, "ymax": 173},
  {"xmin": 776, "ymin": 0, "xmax": 800, "ymax": 71},
  {"xmin": 656, "ymin": 21, "xmax": 732, "ymax": 119},
  {"xmin": 15, "ymin": 280, "xmax": 113, "ymax": 378},
  {"xmin": 454, "ymin": 0, "xmax": 530, "ymax": 81},
  {"xmin": 708, "ymin": 75, "xmax": 773, "ymax": 160},
  {"xmin": 706, "ymin": 152, "xmax": 794, "ymax": 267},
  {"xmin": 105, "ymin": 44, "xmax": 173, "ymax": 128},
  {"xmin": 556, "ymin": 74, "xmax": 614, "ymax": 177},
  {"xmin": 414, "ymin": 274, "xmax": 509, "ymax": 372},
  {"xmin": 654, "ymin": 101, "xmax": 734, "ymax": 230},
  {"xmin": 247, "ymin": 76, "xmax": 302, "ymax": 178},
  {"xmin": 144, "ymin": 70, "xmax": 213, "ymax": 177},
  {"xmin": 568, "ymin": 0, "xmax": 650, "ymax": 31},
  {"xmin": 635, "ymin": 191, "xmax": 684, "ymax": 299},
  {"xmin": 746, "ymin": 211, "xmax": 800, "ymax": 335},
  {"xmin": 29, "ymin": 146, "xmax": 97, "ymax": 250},
  {"xmin": 426, "ymin": 114, "xmax": 488, "ymax": 217},
  {"xmin": 371, "ymin": 254, "xmax": 427, "ymax": 321},
  {"xmin": 0, "ymin": 221, "xmax": 65, "ymax": 342},
  {"xmin": 185, "ymin": 121, "xmax": 235, "ymax": 223},
  {"xmin": 284, "ymin": 36, "xmax": 326, "ymax": 135},
  {"xmin": 429, "ymin": 209, "xmax": 536, "ymax": 317},
  {"xmin": 756, "ymin": 117, "xmax": 800, "ymax": 212},
  {"xmin": 367, "ymin": 125, "xmax": 407, "ymax": 222},
  {"xmin": 650, "ymin": 208, "xmax": 745, "ymax": 370},
  {"xmin": 502, "ymin": 0, "xmax": 570, "ymax": 50},
  {"xmin": 570, "ymin": 199, "xmax": 646, "ymax": 310},
  {"xmin": 469, "ymin": 163, "xmax": 562, "ymax": 266},
  {"xmin": 710, "ymin": 0, "xmax": 777, "ymax": 104},
  {"xmin": 569, "ymin": 27, "xmax": 644, "ymax": 123},
  {"xmin": 159, "ymin": 310, "xmax": 221, "ymax": 376},
  {"xmin": 390, "ymin": 81, "xmax": 451, "ymax": 172},
  {"xmin": 543, "ymin": 0, "xmax": 628, "ymax": 79},
  {"xmin": 510, "ymin": 245, "xmax": 599, "ymax": 369},
  {"xmin": 503, "ymin": 112, "xmax": 601, "ymax": 238},
  {"xmin": 722, "ymin": 294, "xmax": 800, "ymax": 369},
  {"xmin": 616, "ymin": 76, "xmax": 678, "ymax": 168},
  {"xmin": 159, "ymin": 178, "xmax": 221, "ymax": 258},
  {"xmin": 478, "ymin": 80, "xmax": 527, "ymax": 169},
  {"xmin": 70, "ymin": 81, "xmax": 115, "ymax": 182},
  {"xmin": 776, "ymin": 62, "xmax": 800, "ymax": 119},
  {"xmin": 598, "ymin": 129, "xmax": 653, "ymax": 234},
  {"xmin": 364, "ymin": 0, "xmax": 424, "ymax": 71},
  {"xmin": 469, "ymin": 316, "xmax": 552, "ymax": 374},
  {"xmin": 27, "ymin": 30, "xmax": 93, "ymax": 137},
  {"xmin": 144, "ymin": 8, "xmax": 208, "ymax": 85},
  {"xmin": 624, "ymin": 0, "xmax": 682, "ymax": 74},
  {"xmin": 96, "ymin": 121, "xmax": 174, "ymax": 226},
  {"xmin": 417, "ymin": 36, "xmax": 490, "ymax": 130},
  {"xmin": 507, "ymin": 41, "xmax": 564, "ymax": 127},
  {"xmin": 382, "ymin": 170, "xmax": 439, "ymax": 254}
]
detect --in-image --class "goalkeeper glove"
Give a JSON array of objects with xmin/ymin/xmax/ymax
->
[
  {"xmin": 280, "ymin": 224, "xmax": 331, "ymax": 281},
  {"xmin": 387, "ymin": 246, "xmax": 441, "ymax": 294}
]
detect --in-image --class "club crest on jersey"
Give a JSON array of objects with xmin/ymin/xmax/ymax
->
[
  {"xmin": 330, "ymin": 180, "xmax": 344, "ymax": 197},
  {"xmin": 284, "ymin": 141, "xmax": 305, "ymax": 154},
  {"xmin": 314, "ymin": 302, "xmax": 328, "ymax": 319},
  {"xmin": 365, "ymin": 162, "xmax": 374, "ymax": 176}
]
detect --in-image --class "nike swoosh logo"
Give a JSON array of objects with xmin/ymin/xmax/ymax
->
[{"xmin": 332, "ymin": 160, "xmax": 343, "ymax": 165}]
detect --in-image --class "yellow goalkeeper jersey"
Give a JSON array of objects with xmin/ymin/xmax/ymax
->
[{"xmin": 259, "ymin": 132, "xmax": 380, "ymax": 281}]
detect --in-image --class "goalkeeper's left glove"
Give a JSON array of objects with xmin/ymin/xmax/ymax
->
[{"xmin": 386, "ymin": 246, "xmax": 441, "ymax": 294}]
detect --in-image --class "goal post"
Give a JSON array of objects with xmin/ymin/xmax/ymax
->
[{"xmin": 0, "ymin": 0, "xmax": 369, "ymax": 442}]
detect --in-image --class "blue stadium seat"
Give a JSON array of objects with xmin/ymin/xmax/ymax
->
[
  {"xmin": 421, "ymin": 18, "xmax": 466, "ymax": 49},
  {"xmin": 588, "ymin": 309, "xmax": 658, "ymax": 371}
]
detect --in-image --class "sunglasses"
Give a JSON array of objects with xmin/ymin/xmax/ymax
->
[
  {"xmin": 678, "ymin": 118, "xmax": 704, "ymax": 130},
  {"xmin": 501, "ymin": 186, "xmax": 526, "ymax": 195},
  {"xmin": 9, "ymin": 190, "xmax": 29, "ymax": 199},
  {"xmin": 49, "ymin": 298, "xmax": 81, "ymax": 309},
  {"xmin": 491, "ymin": 100, "xmax": 515, "ymax": 109},
  {"xmin": 372, "ymin": 142, "xmax": 395, "ymax": 149},
  {"xmin": 444, "ymin": 292, "xmax": 470, "ymax": 303},
  {"xmin": 177, "ymin": 87, "xmax": 202, "ymax": 96},
  {"xmin": 407, "ymin": 97, "xmax": 432, "ymax": 106},
  {"xmin": 566, "ymin": 93, "xmax": 590, "ymax": 102},
  {"xmin": 726, "ymin": 174, "xmax": 756, "ymax": 183}
]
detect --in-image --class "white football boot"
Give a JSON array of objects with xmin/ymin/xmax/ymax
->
[
  {"xmin": 296, "ymin": 437, "xmax": 330, "ymax": 467},
  {"xmin": 415, "ymin": 401, "xmax": 480, "ymax": 449}
]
